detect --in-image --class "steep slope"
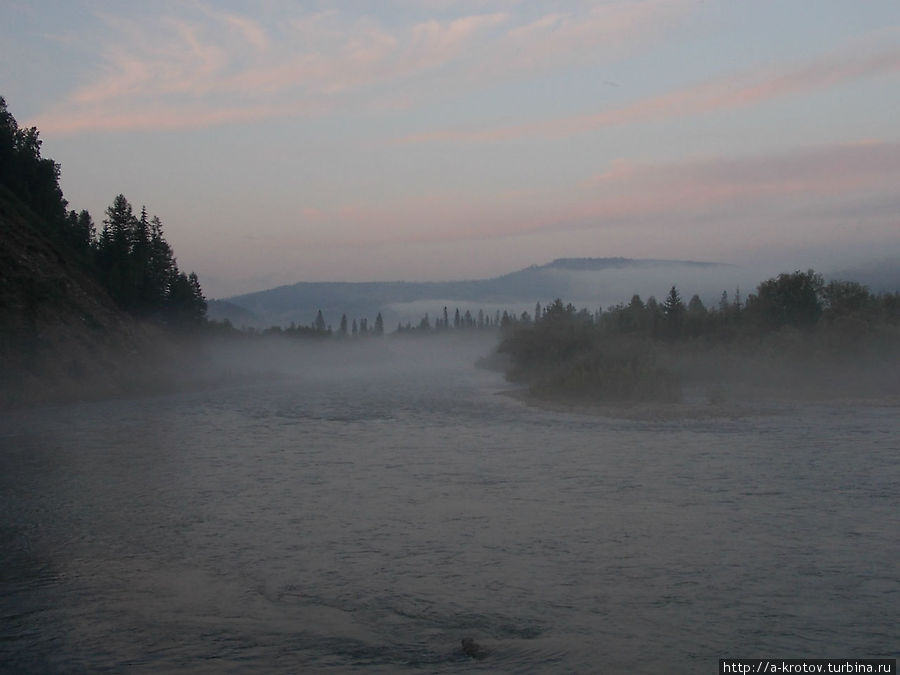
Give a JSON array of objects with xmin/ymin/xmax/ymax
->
[{"xmin": 0, "ymin": 188, "xmax": 187, "ymax": 406}]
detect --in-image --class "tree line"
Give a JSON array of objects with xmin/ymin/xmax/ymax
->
[
  {"xmin": 395, "ymin": 306, "xmax": 516, "ymax": 333},
  {"xmin": 217, "ymin": 305, "xmax": 525, "ymax": 338},
  {"xmin": 250, "ymin": 310, "xmax": 386, "ymax": 338},
  {"xmin": 1, "ymin": 96, "xmax": 206, "ymax": 325},
  {"xmin": 498, "ymin": 270, "xmax": 900, "ymax": 403}
]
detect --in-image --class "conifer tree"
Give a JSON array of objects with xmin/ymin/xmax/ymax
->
[
  {"xmin": 663, "ymin": 286, "xmax": 685, "ymax": 338},
  {"xmin": 63, "ymin": 209, "xmax": 95, "ymax": 256},
  {"xmin": 168, "ymin": 271, "xmax": 207, "ymax": 324},
  {"xmin": 147, "ymin": 216, "xmax": 176, "ymax": 307},
  {"xmin": 719, "ymin": 290, "xmax": 730, "ymax": 313},
  {"xmin": 0, "ymin": 96, "xmax": 68, "ymax": 230},
  {"xmin": 1, "ymin": 98, "xmax": 207, "ymax": 326}
]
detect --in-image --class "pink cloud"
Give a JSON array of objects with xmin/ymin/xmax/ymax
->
[
  {"xmin": 401, "ymin": 39, "xmax": 900, "ymax": 144},
  {"xmin": 501, "ymin": 0, "xmax": 696, "ymax": 69},
  {"xmin": 309, "ymin": 141, "xmax": 900, "ymax": 248},
  {"xmin": 411, "ymin": 12, "xmax": 507, "ymax": 64},
  {"xmin": 553, "ymin": 141, "xmax": 900, "ymax": 238},
  {"xmin": 35, "ymin": 7, "xmax": 511, "ymax": 135},
  {"xmin": 219, "ymin": 13, "xmax": 269, "ymax": 52},
  {"xmin": 35, "ymin": 99, "xmax": 331, "ymax": 135},
  {"xmin": 67, "ymin": 16, "xmax": 228, "ymax": 107},
  {"xmin": 32, "ymin": 1, "xmax": 703, "ymax": 136},
  {"xmin": 587, "ymin": 141, "xmax": 900, "ymax": 198}
]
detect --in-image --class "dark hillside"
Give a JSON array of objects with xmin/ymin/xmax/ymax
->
[
  {"xmin": 0, "ymin": 95, "xmax": 210, "ymax": 407},
  {"xmin": 0, "ymin": 188, "xmax": 189, "ymax": 406}
]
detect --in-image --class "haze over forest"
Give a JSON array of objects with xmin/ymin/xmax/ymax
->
[
  {"xmin": 210, "ymin": 256, "xmax": 900, "ymax": 330},
  {"xmin": 3, "ymin": 0, "xmax": 900, "ymax": 407}
]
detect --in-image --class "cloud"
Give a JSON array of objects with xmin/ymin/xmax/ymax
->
[
  {"xmin": 32, "ymin": 1, "xmax": 693, "ymax": 135},
  {"xmin": 401, "ymin": 37, "xmax": 900, "ymax": 144},
  {"xmin": 573, "ymin": 140, "xmax": 900, "ymax": 221},
  {"xmin": 297, "ymin": 140, "xmax": 900, "ymax": 249},
  {"xmin": 411, "ymin": 12, "xmax": 507, "ymax": 66},
  {"xmin": 218, "ymin": 12, "xmax": 269, "ymax": 52},
  {"xmin": 33, "ymin": 6, "xmax": 510, "ymax": 134},
  {"xmin": 35, "ymin": 99, "xmax": 331, "ymax": 135},
  {"xmin": 499, "ymin": 0, "xmax": 696, "ymax": 71}
]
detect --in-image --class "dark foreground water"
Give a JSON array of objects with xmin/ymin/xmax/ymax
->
[{"xmin": 1, "ymin": 336, "xmax": 898, "ymax": 673}]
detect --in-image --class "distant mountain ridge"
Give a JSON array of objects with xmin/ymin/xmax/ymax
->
[
  {"xmin": 538, "ymin": 257, "xmax": 721, "ymax": 271},
  {"xmin": 209, "ymin": 257, "xmax": 731, "ymax": 328}
]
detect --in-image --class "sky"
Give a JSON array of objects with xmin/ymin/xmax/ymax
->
[{"xmin": 2, "ymin": 1, "xmax": 900, "ymax": 298}]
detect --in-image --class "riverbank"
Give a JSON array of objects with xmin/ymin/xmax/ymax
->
[{"xmin": 498, "ymin": 379, "xmax": 900, "ymax": 421}]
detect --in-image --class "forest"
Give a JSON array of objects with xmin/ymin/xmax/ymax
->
[
  {"xmin": 1, "ymin": 96, "xmax": 206, "ymax": 326},
  {"xmin": 3, "ymin": 92, "xmax": 898, "ymax": 408},
  {"xmin": 496, "ymin": 276, "xmax": 900, "ymax": 404}
]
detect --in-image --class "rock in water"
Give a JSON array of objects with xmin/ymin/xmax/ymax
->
[{"xmin": 461, "ymin": 637, "xmax": 488, "ymax": 660}]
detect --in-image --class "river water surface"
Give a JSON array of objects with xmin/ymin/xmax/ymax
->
[{"xmin": 1, "ymin": 335, "xmax": 897, "ymax": 673}]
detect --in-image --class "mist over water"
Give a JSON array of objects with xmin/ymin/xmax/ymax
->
[{"xmin": 1, "ymin": 334, "xmax": 897, "ymax": 673}]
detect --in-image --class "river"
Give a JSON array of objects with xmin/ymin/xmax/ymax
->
[{"xmin": 1, "ymin": 335, "xmax": 897, "ymax": 673}]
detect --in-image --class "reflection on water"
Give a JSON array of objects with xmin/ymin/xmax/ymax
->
[{"xmin": 1, "ymin": 336, "xmax": 898, "ymax": 673}]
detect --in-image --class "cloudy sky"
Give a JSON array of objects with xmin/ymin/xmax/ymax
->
[{"xmin": 3, "ymin": 1, "xmax": 899, "ymax": 297}]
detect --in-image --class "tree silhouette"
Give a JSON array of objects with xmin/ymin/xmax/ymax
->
[
  {"xmin": 0, "ymin": 96, "xmax": 68, "ymax": 231},
  {"xmin": 664, "ymin": 285, "xmax": 685, "ymax": 319},
  {"xmin": 63, "ymin": 209, "xmax": 94, "ymax": 257},
  {"xmin": 1, "ymin": 98, "xmax": 207, "ymax": 327},
  {"xmin": 748, "ymin": 270, "xmax": 823, "ymax": 329},
  {"xmin": 168, "ymin": 271, "xmax": 207, "ymax": 324},
  {"xmin": 314, "ymin": 310, "xmax": 327, "ymax": 333}
]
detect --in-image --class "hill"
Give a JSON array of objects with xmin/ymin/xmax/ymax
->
[
  {"xmin": 214, "ymin": 257, "xmax": 736, "ymax": 329},
  {"xmin": 0, "ymin": 186, "xmax": 197, "ymax": 407},
  {"xmin": 0, "ymin": 95, "xmax": 212, "ymax": 406}
]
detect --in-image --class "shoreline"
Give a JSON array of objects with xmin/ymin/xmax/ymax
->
[{"xmin": 497, "ymin": 384, "xmax": 900, "ymax": 421}]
